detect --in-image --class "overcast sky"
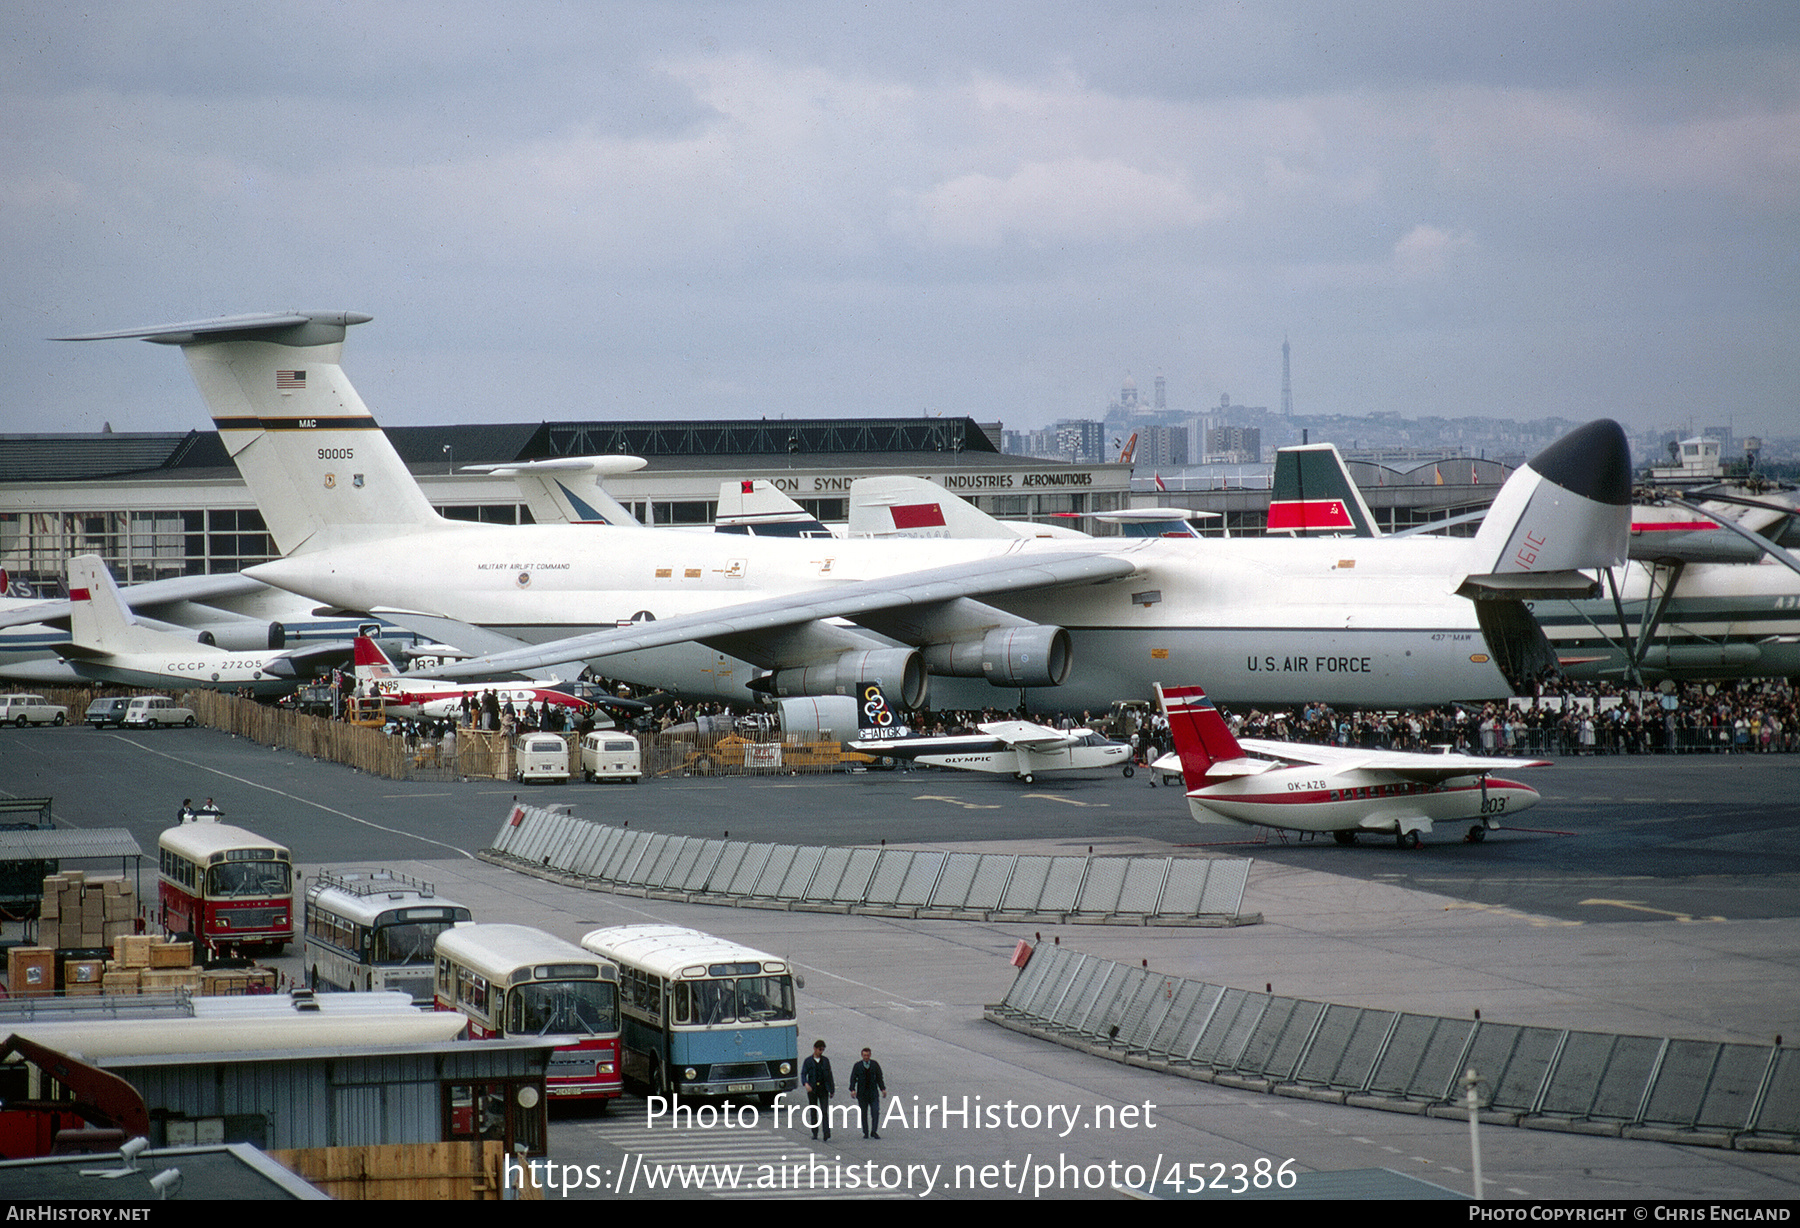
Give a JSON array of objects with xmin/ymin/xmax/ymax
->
[{"xmin": 4, "ymin": 2, "xmax": 1796, "ymax": 439}]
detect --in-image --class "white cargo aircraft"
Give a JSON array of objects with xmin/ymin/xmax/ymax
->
[
  {"xmin": 58, "ymin": 311, "xmax": 1630, "ymax": 713},
  {"xmin": 852, "ymin": 719, "xmax": 1132, "ymax": 784},
  {"xmin": 59, "ymin": 555, "xmax": 342, "ymax": 694},
  {"xmin": 1156, "ymin": 684, "xmax": 1547, "ymax": 848}
]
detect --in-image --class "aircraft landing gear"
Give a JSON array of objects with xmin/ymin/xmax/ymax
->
[
  {"xmin": 1467, "ymin": 823, "xmax": 1487, "ymax": 843},
  {"xmin": 1333, "ymin": 830, "xmax": 1356, "ymax": 846},
  {"xmin": 1122, "ymin": 764, "xmax": 1135, "ymax": 778},
  {"xmin": 1396, "ymin": 829, "xmax": 1422, "ymax": 850}
]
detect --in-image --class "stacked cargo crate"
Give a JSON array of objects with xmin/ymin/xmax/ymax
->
[{"xmin": 3, "ymin": 873, "xmax": 277, "ymax": 997}]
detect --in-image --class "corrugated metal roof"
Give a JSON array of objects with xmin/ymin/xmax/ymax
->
[{"xmin": 0, "ymin": 828, "xmax": 144, "ymax": 860}]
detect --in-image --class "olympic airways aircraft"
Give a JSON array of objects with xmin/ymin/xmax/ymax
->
[
  {"xmin": 57, "ymin": 311, "xmax": 1630, "ymax": 713},
  {"xmin": 1156, "ymin": 684, "xmax": 1548, "ymax": 848}
]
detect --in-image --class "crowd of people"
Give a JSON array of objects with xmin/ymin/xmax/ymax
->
[{"xmin": 334, "ymin": 661, "xmax": 1798, "ymax": 760}]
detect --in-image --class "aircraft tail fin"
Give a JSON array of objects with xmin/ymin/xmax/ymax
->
[
  {"xmin": 68, "ymin": 554, "xmax": 178, "ymax": 656},
  {"xmin": 56, "ymin": 313, "xmax": 443, "ymax": 556},
  {"xmin": 1268, "ymin": 443, "xmax": 1381, "ymax": 537},
  {"xmin": 1156, "ymin": 684, "xmax": 1246, "ymax": 786},
  {"xmin": 462, "ymin": 456, "xmax": 647, "ymax": 527},
  {"xmin": 1460, "ymin": 419, "xmax": 1631, "ymax": 590},
  {"xmin": 716, "ymin": 480, "xmax": 834, "ymax": 537},
  {"xmin": 352, "ymin": 635, "xmax": 400, "ymax": 682},
  {"xmin": 848, "ymin": 476, "xmax": 1022, "ymax": 539}
]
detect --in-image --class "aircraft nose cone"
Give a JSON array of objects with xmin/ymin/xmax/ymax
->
[{"xmin": 1528, "ymin": 419, "xmax": 1631, "ymax": 506}]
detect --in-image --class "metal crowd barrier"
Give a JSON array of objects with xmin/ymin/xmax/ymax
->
[
  {"xmin": 988, "ymin": 942, "xmax": 1799, "ymax": 1152},
  {"xmin": 482, "ymin": 804, "xmax": 1256, "ymax": 926}
]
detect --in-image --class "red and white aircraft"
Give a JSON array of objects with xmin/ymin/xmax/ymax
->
[
  {"xmin": 353, "ymin": 637, "xmax": 587, "ymax": 721},
  {"xmin": 1155, "ymin": 684, "xmax": 1548, "ymax": 848}
]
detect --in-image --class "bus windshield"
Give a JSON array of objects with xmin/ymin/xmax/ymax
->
[
  {"xmin": 678, "ymin": 975, "xmax": 796, "ymax": 1026},
  {"xmin": 372, "ymin": 920, "xmax": 459, "ymax": 965},
  {"xmin": 207, "ymin": 861, "xmax": 292, "ymax": 898},
  {"xmin": 507, "ymin": 980, "xmax": 619, "ymax": 1037}
]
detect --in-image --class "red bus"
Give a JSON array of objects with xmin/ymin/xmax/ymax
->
[
  {"xmin": 434, "ymin": 923, "xmax": 622, "ymax": 1104},
  {"xmin": 157, "ymin": 818, "xmax": 295, "ymax": 956}
]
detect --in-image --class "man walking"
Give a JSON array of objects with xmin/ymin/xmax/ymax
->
[
  {"xmin": 850, "ymin": 1047, "xmax": 887, "ymax": 1139},
  {"xmin": 800, "ymin": 1039, "xmax": 834, "ymax": 1141}
]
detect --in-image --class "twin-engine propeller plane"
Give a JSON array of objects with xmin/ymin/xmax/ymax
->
[
  {"xmin": 1155, "ymin": 684, "xmax": 1547, "ymax": 848},
  {"xmin": 851, "ymin": 718, "xmax": 1132, "ymax": 784},
  {"xmin": 56, "ymin": 311, "xmax": 1630, "ymax": 713}
]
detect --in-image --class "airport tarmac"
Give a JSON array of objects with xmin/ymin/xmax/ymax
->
[{"xmin": 5, "ymin": 725, "xmax": 1799, "ymax": 1199}]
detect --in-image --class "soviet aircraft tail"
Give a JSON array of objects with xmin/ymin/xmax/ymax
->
[
  {"xmin": 1155, "ymin": 684, "xmax": 1245, "ymax": 786},
  {"xmin": 1267, "ymin": 443, "xmax": 1381, "ymax": 537},
  {"xmin": 67, "ymin": 554, "xmax": 178, "ymax": 657},
  {"xmin": 56, "ymin": 313, "xmax": 445, "ymax": 557},
  {"xmin": 848, "ymin": 476, "xmax": 1022, "ymax": 539},
  {"xmin": 715, "ymin": 480, "xmax": 835, "ymax": 537}
]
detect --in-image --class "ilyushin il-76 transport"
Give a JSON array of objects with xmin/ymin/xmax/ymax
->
[
  {"xmin": 58, "ymin": 311, "xmax": 1631, "ymax": 713},
  {"xmin": 1156, "ymin": 684, "xmax": 1547, "ymax": 848}
]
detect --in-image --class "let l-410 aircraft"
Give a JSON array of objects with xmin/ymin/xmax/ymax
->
[
  {"xmin": 60, "ymin": 555, "xmax": 344, "ymax": 695},
  {"xmin": 1155, "ymin": 683, "xmax": 1547, "ymax": 848},
  {"xmin": 58, "ymin": 311, "xmax": 1630, "ymax": 713},
  {"xmin": 352, "ymin": 636, "xmax": 587, "ymax": 722},
  {"xmin": 851, "ymin": 719, "xmax": 1132, "ymax": 784}
]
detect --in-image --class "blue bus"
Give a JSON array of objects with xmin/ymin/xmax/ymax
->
[{"xmin": 580, "ymin": 924, "xmax": 798, "ymax": 1102}]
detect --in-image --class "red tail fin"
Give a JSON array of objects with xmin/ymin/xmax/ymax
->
[
  {"xmin": 352, "ymin": 636, "xmax": 398, "ymax": 678},
  {"xmin": 1156, "ymin": 684, "xmax": 1245, "ymax": 785}
]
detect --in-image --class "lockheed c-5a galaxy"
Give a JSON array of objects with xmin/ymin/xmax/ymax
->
[{"xmin": 60, "ymin": 311, "xmax": 1630, "ymax": 713}]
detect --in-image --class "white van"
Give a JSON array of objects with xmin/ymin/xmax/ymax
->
[
  {"xmin": 514, "ymin": 733, "xmax": 571, "ymax": 784},
  {"xmin": 580, "ymin": 731, "xmax": 642, "ymax": 784},
  {"xmin": 122, "ymin": 696, "xmax": 197, "ymax": 728}
]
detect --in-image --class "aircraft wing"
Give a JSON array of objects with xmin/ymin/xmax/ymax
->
[
  {"xmin": 0, "ymin": 571, "xmax": 273, "ymax": 632},
  {"xmin": 416, "ymin": 552, "xmax": 1138, "ymax": 680},
  {"xmin": 1237, "ymin": 736, "xmax": 1549, "ymax": 779},
  {"xmin": 848, "ymin": 733, "xmax": 1000, "ymax": 758},
  {"xmin": 976, "ymin": 720, "xmax": 1077, "ymax": 751}
]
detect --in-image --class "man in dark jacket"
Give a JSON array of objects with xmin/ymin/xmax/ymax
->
[
  {"xmin": 800, "ymin": 1039, "xmax": 834, "ymax": 1141},
  {"xmin": 849, "ymin": 1047, "xmax": 887, "ymax": 1139}
]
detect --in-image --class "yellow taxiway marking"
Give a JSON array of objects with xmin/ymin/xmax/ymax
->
[
  {"xmin": 1442, "ymin": 901, "xmax": 1583, "ymax": 928},
  {"xmin": 1579, "ymin": 898, "xmax": 1725, "ymax": 923},
  {"xmin": 1020, "ymin": 794, "xmax": 1110, "ymax": 808},
  {"xmin": 912, "ymin": 795, "xmax": 1003, "ymax": 810}
]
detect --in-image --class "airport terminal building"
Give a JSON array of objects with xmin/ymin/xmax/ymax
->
[
  {"xmin": 0, "ymin": 417, "xmax": 1135, "ymax": 593},
  {"xmin": 0, "ymin": 415, "xmax": 1511, "ymax": 596}
]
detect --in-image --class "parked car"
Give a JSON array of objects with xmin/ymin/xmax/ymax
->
[
  {"xmin": 580, "ymin": 731, "xmax": 641, "ymax": 783},
  {"xmin": 514, "ymin": 733, "xmax": 570, "ymax": 784},
  {"xmin": 121, "ymin": 696, "xmax": 197, "ymax": 728},
  {"xmin": 85, "ymin": 696, "xmax": 132, "ymax": 728},
  {"xmin": 0, "ymin": 694, "xmax": 68, "ymax": 727}
]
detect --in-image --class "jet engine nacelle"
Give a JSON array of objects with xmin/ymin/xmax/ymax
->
[
  {"xmin": 924, "ymin": 625, "xmax": 1071, "ymax": 689},
  {"xmin": 192, "ymin": 621, "xmax": 286, "ymax": 651},
  {"xmin": 774, "ymin": 695, "xmax": 862, "ymax": 743},
  {"xmin": 762, "ymin": 648, "xmax": 926, "ymax": 710}
]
